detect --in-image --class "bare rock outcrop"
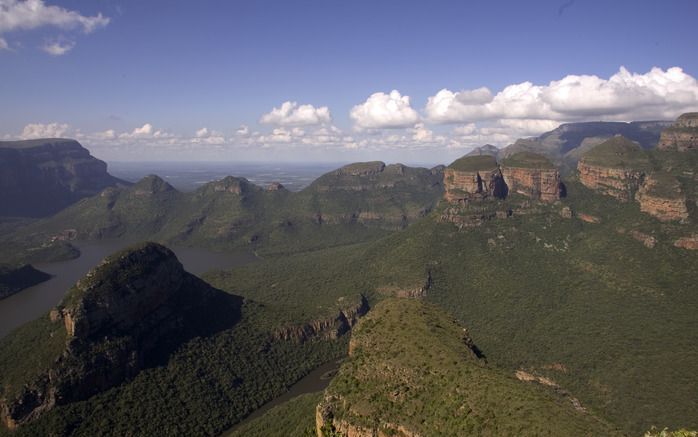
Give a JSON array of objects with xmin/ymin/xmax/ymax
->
[
  {"xmin": 658, "ymin": 113, "xmax": 698, "ymax": 151},
  {"xmin": 443, "ymin": 155, "xmax": 507, "ymax": 203},
  {"xmin": 577, "ymin": 136, "xmax": 649, "ymax": 202},
  {"xmin": 500, "ymin": 152, "xmax": 564, "ymax": 202},
  {"xmin": 636, "ymin": 173, "xmax": 689, "ymax": 223},
  {"xmin": 674, "ymin": 235, "xmax": 698, "ymax": 250},
  {"xmin": 272, "ymin": 294, "xmax": 369, "ymax": 343}
]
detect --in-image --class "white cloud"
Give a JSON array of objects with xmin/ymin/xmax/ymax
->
[
  {"xmin": 235, "ymin": 124, "xmax": 250, "ymax": 136},
  {"xmin": 0, "ymin": 0, "xmax": 109, "ymax": 34},
  {"xmin": 20, "ymin": 122, "xmax": 70, "ymax": 139},
  {"xmin": 0, "ymin": 36, "xmax": 7, "ymax": 49},
  {"xmin": 350, "ymin": 90, "xmax": 420, "ymax": 130},
  {"xmin": 260, "ymin": 101, "xmax": 331, "ymax": 126},
  {"xmin": 41, "ymin": 39, "xmax": 74, "ymax": 55},
  {"xmin": 425, "ymin": 66, "xmax": 698, "ymax": 124}
]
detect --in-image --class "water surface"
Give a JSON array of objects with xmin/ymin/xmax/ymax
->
[{"xmin": 0, "ymin": 240, "xmax": 257, "ymax": 338}]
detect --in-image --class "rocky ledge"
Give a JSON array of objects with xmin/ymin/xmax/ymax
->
[
  {"xmin": 657, "ymin": 112, "xmax": 698, "ymax": 151},
  {"xmin": 272, "ymin": 295, "xmax": 369, "ymax": 343},
  {"xmin": 0, "ymin": 242, "xmax": 242, "ymax": 428},
  {"xmin": 499, "ymin": 152, "xmax": 564, "ymax": 202}
]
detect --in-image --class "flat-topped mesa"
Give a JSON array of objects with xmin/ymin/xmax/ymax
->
[
  {"xmin": 334, "ymin": 161, "xmax": 385, "ymax": 176},
  {"xmin": 658, "ymin": 112, "xmax": 698, "ymax": 151},
  {"xmin": 444, "ymin": 155, "xmax": 507, "ymax": 203},
  {"xmin": 199, "ymin": 176, "xmax": 260, "ymax": 196},
  {"xmin": 0, "ymin": 242, "xmax": 242, "ymax": 428},
  {"xmin": 577, "ymin": 136, "xmax": 650, "ymax": 202},
  {"xmin": 636, "ymin": 172, "xmax": 689, "ymax": 223},
  {"xmin": 500, "ymin": 152, "xmax": 564, "ymax": 202},
  {"xmin": 0, "ymin": 138, "xmax": 126, "ymax": 217}
]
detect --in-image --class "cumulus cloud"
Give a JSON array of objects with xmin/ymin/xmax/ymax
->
[
  {"xmin": 0, "ymin": 0, "xmax": 109, "ymax": 34},
  {"xmin": 426, "ymin": 66, "xmax": 698, "ymax": 125},
  {"xmin": 260, "ymin": 101, "xmax": 331, "ymax": 126},
  {"xmin": 41, "ymin": 39, "xmax": 74, "ymax": 55},
  {"xmin": 20, "ymin": 122, "xmax": 70, "ymax": 139},
  {"xmin": 350, "ymin": 90, "xmax": 420, "ymax": 130},
  {"xmin": 0, "ymin": 0, "xmax": 109, "ymax": 54},
  {"xmin": 235, "ymin": 125, "xmax": 250, "ymax": 136}
]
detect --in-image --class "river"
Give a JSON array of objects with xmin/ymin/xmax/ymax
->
[
  {"xmin": 0, "ymin": 240, "xmax": 258, "ymax": 338},
  {"xmin": 224, "ymin": 359, "xmax": 342, "ymax": 435}
]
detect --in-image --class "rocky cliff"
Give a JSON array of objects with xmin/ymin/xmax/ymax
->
[
  {"xmin": 658, "ymin": 113, "xmax": 698, "ymax": 151},
  {"xmin": 0, "ymin": 138, "xmax": 127, "ymax": 217},
  {"xmin": 501, "ymin": 152, "xmax": 564, "ymax": 202},
  {"xmin": 443, "ymin": 155, "xmax": 507, "ymax": 203},
  {"xmin": 0, "ymin": 242, "xmax": 242, "ymax": 428},
  {"xmin": 577, "ymin": 136, "xmax": 649, "ymax": 202},
  {"xmin": 272, "ymin": 294, "xmax": 369, "ymax": 343},
  {"xmin": 578, "ymin": 136, "xmax": 693, "ymax": 223},
  {"xmin": 636, "ymin": 173, "xmax": 689, "ymax": 223}
]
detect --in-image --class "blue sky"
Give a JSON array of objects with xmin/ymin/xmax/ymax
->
[{"xmin": 1, "ymin": 0, "xmax": 698, "ymax": 163}]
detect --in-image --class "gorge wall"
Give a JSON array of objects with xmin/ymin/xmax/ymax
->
[
  {"xmin": 657, "ymin": 113, "xmax": 698, "ymax": 151},
  {"xmin": 0, "ymin": 139, "xmax": 126, "ymax": 217}
]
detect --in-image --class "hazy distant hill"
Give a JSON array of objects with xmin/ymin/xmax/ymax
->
[
  {"xmin": 0, "ymin": 161, "xmax": 444, "ymax": 262},
  {"xmin": 498, "ymin": 121, "xmax": 671, "ymax": 173},
  {"xmin": 0, "ymin": 139, "xmax": 127, "ymax": 217}
]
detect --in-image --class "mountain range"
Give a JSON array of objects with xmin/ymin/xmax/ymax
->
[{"xmin": 0, "ymin": 113, "xmax": 697, "ymax": 436}]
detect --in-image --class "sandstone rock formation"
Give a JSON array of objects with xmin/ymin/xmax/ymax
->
[
  {"xmin": 674, "ymin": 235, "xmax": 698, "ymax": 250},
  {"xmin": 578, "ymin": 136, "xmax": 693, "ymax": 223},
  {"xmin": 501, "ymin": 152, "xmax": 564, "ymax": 202},
  {"xmin": 577, "ymin": 136, "xmax": 649, "ymax": 202},
  {"xmin": 0, "ymin": 242, "xmax": 242, "ymax": 428},
  {"xmin": 658, "ymin": 113, "xmax": 698, "ymax": 151},
  {"xmin": 0, "ymin": 138, "xmax": 127, "ymax": 217},
  {"xmin": 636, "ymin": 173, "xmax": 689, "ymax": 223},
  {"xmin": 443, "ymin": 155, "xmax": 507, "ymax": 203},
  {"xmin": 272, "ymin": 294, "xmax": 369, "ymax": 343}
]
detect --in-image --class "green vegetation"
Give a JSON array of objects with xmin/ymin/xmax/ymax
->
[
  {"xmin": 501, "ymin": 151, "xmax": 555, "ymax": 169},
  {"xmin": 0, "ymin": 304, "xmax": 348, "ymax": 437},
  {"xmin": 0, "ymin": 162, "xmax": 442, "ymax": 263},
  {"xmin": 580, "ymin": 135, "xmax": 651, "ymax": 169},
  {"xmin": 322, "ymin": 298, "xmax": 620, "ymax": 436},
  {"xmin": 447, "ymin": 154, "xmax": 498, "ymax": 171},
  {"xmin": 0, "ymin": 315, "xmax": 66, "ymax": 399},
  {"xmin": 227, "ymin": 392, "xmax": 320, "ymax": 437}
]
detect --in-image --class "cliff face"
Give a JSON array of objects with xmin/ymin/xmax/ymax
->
[
  {"xmin": 444, "ymin": 153, "xmax": 561, "ymax": 204},
  {"xmin": 272, "ymin": 295, "xmax": 369, "ymax": 343},
  {"xmin": 577, "ymin": 162, "xmax": 644, "ymax": 202},
  {"xmin": 0, "ymin": 139, "xmax": 126, "ymax": 217},
  {"xmin": 0, "ymin": 243, "xmax": 242, "ymax": 428},
  {"xmin": 501, "ymin": 166, "xmax": 563, "ymax": 202},
  {"xmin": 577, "ymin": 136, "xmax": 692, "ymax": 223},
  {"xmin": 636, "ymin": 173, "xmax": 689, "ymax": 223},
  {"xmin": 443, "ymin": 156, "xmax": 504, "ymax": 202},
  {"xmin": 658, "ymin": 113, "xmax": 698, "ymax": 151}
]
